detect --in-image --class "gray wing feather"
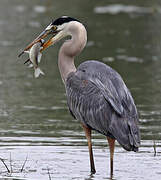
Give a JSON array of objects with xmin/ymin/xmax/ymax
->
[
  {"xmin": 89, "ymin": 77, "xmax": 124, "ymax": 115},
  {"xmin": 75, "ymin": 60, "xmax": 137, "ymax": 117},
  {"xmin": 66, "ymin": 73, "xmax": 113, "ymax": 136},
  {"xmin": 66, "ymin": 61, "xmax": 140, "ymax": 151}
]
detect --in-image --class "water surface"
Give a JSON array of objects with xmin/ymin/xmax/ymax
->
[{"xmin": 0, "ymin": 0, "xmax": 161, "ymax": 179}]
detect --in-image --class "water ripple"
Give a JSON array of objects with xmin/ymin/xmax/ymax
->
[
  {"xmin": 0, "ymin": 41, "xmax": 13, "ymax": 47},
  {"xmin": 28, "ymin": 21, "xmax": 40, "ymax": 28},
  {"xmin": 94, "ymin": 4, "xmax": 157, "ymax": 15},
  {"xmin": 0, "ymin": 109, "xmax": 8, "ymax": 117},
  {"xmin": 14, "ymin": 5, "xmax": 26, "ymax": 13},
  {"xmin": 0, "ymin": 143, "xmax": 160, "ymax": 180},
  {"xmin": 116, "ymin": 55, "xmax": 143, "ymax": 63},
  {"xmin": 23, "ymin": 106, "xmax": 66, "ymax": 110},
  {"xmin": 33, "ymin": 6, "xmax": 46, "ymax": 13},
  {"xmin": 102, "ymin": 57, "xmax": 115, "ymax": 62}
]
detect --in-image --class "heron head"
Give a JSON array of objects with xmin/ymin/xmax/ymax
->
[{"xmin": 19, "ymin": 16, "xmax": 81, "ymax": 56}]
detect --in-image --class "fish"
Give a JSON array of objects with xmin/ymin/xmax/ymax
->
[{"xmin": 25, "ymin": 39, "xmax": 44, "ymax": 78}]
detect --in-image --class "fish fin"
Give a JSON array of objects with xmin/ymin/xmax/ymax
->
[
  {"xmin": 34, "ymin": 67, "xmax": 45, "ymax": 78},
  {"xmin": 37, "ymin": 53, "xmax": 42, "ymax": 63},
  {"xmin": 40, "ymin": 46, "xmax": 43, "ymax": 50},
  {"xmin": 24, "ymin": 50, "xmax": 30, "ymax": 54},
  {"xmin": 18, "ymin": 51, "xmax": 24, "ymax": 57},
  {"xmin": 24, "ymin": 58, "xmax": 30, "ymax": 64}
]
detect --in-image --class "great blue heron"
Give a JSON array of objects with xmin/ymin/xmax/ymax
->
[{"xmin": 19, "ymin": 16, "xmax": 140, "ymax": 175}]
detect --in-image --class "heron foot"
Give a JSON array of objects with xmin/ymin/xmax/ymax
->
[{"xmin": 90, "ymin": 168, "xmax": 96, "ymax": 174}]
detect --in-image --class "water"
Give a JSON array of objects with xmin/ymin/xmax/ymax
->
[{"xmin": 0, "ymin": 0, "xmax": 161, "ymax": 179}]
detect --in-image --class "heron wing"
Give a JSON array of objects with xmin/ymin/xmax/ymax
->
[
  {"xmin": 88, "ymin": 77, "xmax": 124, "ymax": 115},
  {"xmin": 66, "ymin": 61, "xmax": 140, "ymax": 151},
  {"xmin": 75, "ymin": 60, "xmax": 137, "ymax": 117},
  {"xmin": 66, "ymin": 72, "xmax": 113, "ymax": 136}
]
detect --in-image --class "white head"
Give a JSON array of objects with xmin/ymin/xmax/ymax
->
[
  {"xmin": 21, "ymin": 16, "xmax": 87, "ymax": 54},
  {"xmin": 44, "ymin": 16, "xmax": 87, "ymax": 55}
]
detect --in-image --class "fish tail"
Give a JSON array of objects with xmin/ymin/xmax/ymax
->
[
  {"xmin": 34, "ymin": 67, "xmax": 45, "ymax": 78},
  {"xmin": 28, "ymin": 63, "xmax": 33, "ymax": 68}
]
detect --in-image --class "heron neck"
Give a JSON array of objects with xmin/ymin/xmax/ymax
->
[{"xmin": 58, "ymin": 23, "xmax": 87, "ymax": 83}]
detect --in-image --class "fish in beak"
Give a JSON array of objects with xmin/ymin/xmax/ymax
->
[
  {"xmin": 18, "ymin": 23, "xmax": 66, "ymax": 57},
  {"xmin": 28, "ymin": 40, "xmax": 45, "ymax": 78},
  {"xmin": 18, "ymin": 21, "xmax": 68, "ymax": 78}
]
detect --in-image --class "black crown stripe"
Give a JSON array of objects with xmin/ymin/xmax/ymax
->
[{"xmin": 52, "ymin": 16, "xmax": 80, "ymax": 26}]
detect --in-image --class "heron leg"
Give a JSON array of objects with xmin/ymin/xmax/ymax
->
[
  {"xmin": 107, "ymin": 137, "xmax": 115, "ymax": 176},
  {"xmin": 82, "ymin": 124, "xmax": 96, "ymax": 174}
]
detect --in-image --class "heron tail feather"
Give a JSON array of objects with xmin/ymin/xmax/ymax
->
[{"xmin": 109, "ymin": 116, "xmax": 140, "ymax": 152}]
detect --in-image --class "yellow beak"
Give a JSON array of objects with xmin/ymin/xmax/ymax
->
[
  {"xmin": 18, "ymin": 28, "xmax": 56, "ymax": 57},
  {"xmin": 40, "ymin": 30, "xmax": 67, "ymax": 52},
  {"xmin": 18, "ymin": 25, "xmax": 66, "ymax": 57}
]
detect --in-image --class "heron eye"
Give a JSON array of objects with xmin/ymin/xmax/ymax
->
[{"xmin": 52, "ymin": 26, "xmax": 57, "ymax": 31}]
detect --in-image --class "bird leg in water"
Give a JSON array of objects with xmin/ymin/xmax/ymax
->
[
  {"xmin": 107, "ymin": 137, "xmax": 115, "ymax": 176},
  {"xmin": 82, "ymin": 124, "xmax": 96, "ymax": 174}
]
